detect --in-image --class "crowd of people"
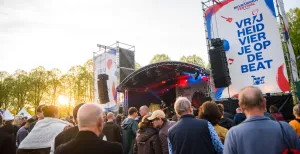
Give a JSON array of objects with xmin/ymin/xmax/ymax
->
[{"xmin": 0, "ymin": 86, "xmax": 300, "ymax": 154}]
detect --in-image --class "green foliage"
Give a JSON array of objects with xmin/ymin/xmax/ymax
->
[
  {"xmin": 179, "ymin": 55, "xmax": 206, "ymax": 67},
  {"xmin": 0, "ymin": 59, "xmax": 94, "ymax": 116},
  {"xmin": 150, "ymin": 54, "xmax": 171, "ymax": 64},
  {"xmin": 135, "ymin": 63, "xmax": 142, "ymax": 70}
]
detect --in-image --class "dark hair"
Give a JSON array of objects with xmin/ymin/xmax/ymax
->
[
  {"xmin": 73, "ymin": 103, "xmax": 85, "ymax": 119},
  {"xmin": 172, "ymin": 115, "xmax": 178, "ymax": 122},
  {"xmin": 269, "ymin": 105, "xmax": 278, "ymax": 113},
  {"xmin": 37, "ymin": 104, "xmax": 46, "ymax": 113},
  {"xmin": 217, "ymin": 104, "xmax": 224, "ymax": 114},
  {"xmin": 138, "ymin": 115, "xmax": 153, "ymax": 132},
  {"xmin": 42, "ymin": 105, "xmax": 59, "ymax": 117},
  {"xmin": 116, "ymin": 114, "xmax": 123, "ymax": 126},
  {"xmin": 198, "ymin": 101, "xmax": 222, "ymax": 126},
  {"xmin": 128, "ymin": 107, "xmax": 138, "ymax": 115},
  {"xmin": 27, "ymin": 118, "xmax": 35, "ymax": 124}
]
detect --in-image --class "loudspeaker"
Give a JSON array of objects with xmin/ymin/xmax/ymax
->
[
  {"xmin": 120, "ymin": 68, "xmax": 134, "ymax": 83},
  {"xmin": 209, "ymin": 46, "xmax": 231, "ymax": 88},
  {"xmin": 119, "ymin": 48, "xmax": 135, "ymax": 69},
  {"xmin": 97, "ymin": 74, "xmax": 109, "ymax": 104}
]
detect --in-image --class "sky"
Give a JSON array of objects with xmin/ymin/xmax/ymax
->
[{"xmin": 0, "ymin": 0, "xmax": 299, "ymax": 73}]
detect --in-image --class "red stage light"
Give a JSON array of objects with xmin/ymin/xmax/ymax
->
[{"xmin": 162, "ymin": 81, "xmax": 166, "ymax": 84}]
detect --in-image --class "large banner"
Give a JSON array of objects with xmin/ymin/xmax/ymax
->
[
  {"xmin": 277, "ymin": 0, "xmax": 299, "ymax": 81},
  {"xmin": 94, "ymin": 49, "xmax": 118, "ymax": 110},
  {"xmin": 205, "ymin": 0, "xmax": 290, "ymax": 99}
]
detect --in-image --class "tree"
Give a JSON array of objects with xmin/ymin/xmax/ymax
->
[
  {"xmin": 0, "ymin": 72, "xmax": 13, "ymax": 109},
  {"xmin": 135, "ymin": 62, "xmax": 142, "ymax": 70},
  {"xmin": 287, "ymin": 8, "xmax": 300, "ymax": 57},
  {"xmin": 150, "ymin": 54, "xmax": 171, "ymax": 64},
  {"xmin": 47, "ymin": 68, "xmax": 62, "ymax": 105},
  {"xmin": 179, "ymin": 54, "xmax": 206, "ymax": 67},
  {"xmin": 11, "ymin": 70, "xmax": 30, "ymax": 113},
  {"xmin": 27, "ymin": 66, "xmax": 49, "ymax": 111}
]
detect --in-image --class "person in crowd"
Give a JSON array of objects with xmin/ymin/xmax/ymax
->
[
  {"xmin": 269, "ymin": 105, "xmax": 285, "ymax": 121},
  {"xmin": 13, "ymin": 116, "xmax": 24, "ymax": 142},
  {"xmin": 55, "ymin": 103, "xmax": 123, "ymax": 154},
  {"xmin": 198, "ymin": 101, "xmax": 228, "ymax": 143},
  {"xmin": 16, "ymin": 118, "xmax": 34, "ymax": 147},
  {"xmin": 0, "ymin": 113, "xmax": 16, "ymax": 154},
  {"xmin": 233, "ymin": 107, "xmax": 246, "ymax": 125},
  {"xmin": 103, "ymin": 112, "xmax": 108, "ymax": 123},
  {"xmin": 121, "ymin": 107, "xmax": 139, "ymax": 154},
  {"xmin": 168, "ymin": 97, "xmax": 223, "ymax": 154},
  {"xmin": 103, "ymin": 112, "xmax": 122, "ymax": 143},
  {"xmin": 116, "ymin": 114, "xmax": 124, "ymax": 127},
  {"xmin": 224, "ymin": 86, "xmax": 300, "ymax": 154},
  {"xmin": 133, "ymin": 115, "xmax": 162, "ymax": 154},
  {"xmin": 171, "ymin": 115, "xmax": 178, "ymax": 122},
  {"xmin": 69, "ymin": 116, "xmax": 75, "ymax": 125},
  {"xmin": 17, "ymin": 105, "xmax": 71, "ymax": 154},
  {"xmin": 54, "ymin": 103, "xmax": 84, "ymax": 149},
  {"xmin": 29, "ymin": 104, "xmax": 45, "ymax": 131},
  {"xmin": 54, "ymin": 103, "xmax": 107, "ymax": 150},
  {"xmin": 289, "ymin": 104, "xmax": 300, "ymax": 136},
  {"xmin": 139, "ymin": 105, "xmax": 149, "ymax": 119},
  {"xmin": 264, "ymin": 109, "xmax": 275, "ymax": 120},
  {"xmin": 223, "ymin": 111, "xmax": 234, "ymax": 120},
  {"xmin": 217, "ymin": 104, "xmax": 235, "ymax": 130},
  {"xmin": 148, "ymin": 110, "xmax": 175, "ymax": 154}
]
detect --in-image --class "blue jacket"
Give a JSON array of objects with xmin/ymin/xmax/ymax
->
[
  {"xmin": 168, "ymin": 114, "xmax": 223, "ymax": 154},
  {"xmin": 224, "ymin": 116, "xmax": 300, "ymax": 154}
]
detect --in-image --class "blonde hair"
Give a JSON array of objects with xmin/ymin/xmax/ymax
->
[{"xmin": 13, "ymin": 116, "xmax": 23, "ymax": 127}]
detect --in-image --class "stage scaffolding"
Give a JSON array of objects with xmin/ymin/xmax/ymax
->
[
  {"xmin": 94, "ymin": 41, "xmax": 135, "ymax": 112},
  {"xmin": 201, "ymin": 0, "xmax": 298, "ymax": 101}
]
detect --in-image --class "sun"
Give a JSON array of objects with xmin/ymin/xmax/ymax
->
[{"xmin": 57, "ymin": 95, "xmax": 69, "ymax": 106}]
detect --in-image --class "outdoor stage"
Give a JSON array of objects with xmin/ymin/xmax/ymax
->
[{"xmin": 117, "ymin": 61, "xmax": 211, "ymax": 116}]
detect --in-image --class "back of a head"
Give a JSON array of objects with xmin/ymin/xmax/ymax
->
[
  {"xmin": 174, "ymin": 97, "xmax": 191, "ymax": 116},
  {"xmin": 238, "ymin": 86, "xmax": 264, "ymax": 110},
  {"xmin": 73, "ymin": 103, "xmax": 85, "ymax": 120},
  {"xmin": 42, "ymin": 105, "xmax": 59, "ymax": 118},
  {"xmin": 37, "ymin": 104, "xmax": 46, "ymax": 113},
  {"xmin": 128, "ymin": 107, "xmax": 138, "ymax": 116},
  {"xmin": 199, "ymin": 101, "xmax": 222, "ymax": 125},
  {"xmin": 269, "ymin": 105, "xmax": 278, "ymax": 113},
  {"xmin": 138, "ymin": 115, "xmax": 152, "ymax": 132},
  {"xmin": 217, "ymin": 104, "xmax": 224, "ymax": 114},
  {"xmin": 78, "ymin": 103, "xmax": 104, "ymax": 129},
  {"xmin": 107, "ymin": 112, "xmax": 114, "ymax": 119},
  {"xmin": 13, "ymin": 116, "xmax": 23, "ymax": 126},
  {"xmin": 293, "ymin": 104, "xmax": 300, "ymax": 117},
  {"xmin": 140, "ymin": 105, "xmax": 149, "ymax": 112}
]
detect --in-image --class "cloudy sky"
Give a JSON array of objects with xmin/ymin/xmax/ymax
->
[{"xmin": 0, "ymin": 0, "xmax": 299, "ymax": 73}]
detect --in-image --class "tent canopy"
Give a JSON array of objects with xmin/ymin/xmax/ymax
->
[
  {"xmin": 18, "ymin": 107, "xmax": 32, "ymax": 119},
  {"xmin": 3, "ymin": 109, "xmax": 14, "ymax": 121}
]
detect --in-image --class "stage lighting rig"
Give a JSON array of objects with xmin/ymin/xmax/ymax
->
[
  {"xmin": 193, "ymin": 71, "xmax": 200, "ymax": 80},
  {"xmin": 132, "ymin": 78, "xmax": 138, "ymax": 85}
]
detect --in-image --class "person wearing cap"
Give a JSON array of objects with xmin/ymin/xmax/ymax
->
[{"xmin": 148, "ymin": 110, "xmax": 176, "ymax": 154}]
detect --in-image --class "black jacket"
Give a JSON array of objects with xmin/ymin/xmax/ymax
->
[
  {"xmin": 0, "ymin": 131, "xmax": 16, "ymax": 154},
  {"xmin": 219, "ymin": 117, "xmax": 235, "ymax": 130},
  {"xmin": 55, "ymin": 126, "xmax": 105, "ymax": 150},
  {"xmin": 103, "ymin": 121, "xmax": 122, "ymax": 143},
  {"xmin": 55, "ymin": 131, "xmax": 123, "ymax": 154},
  {"xmin": 133, "ymin": 128, "xmax": 162, "ymax": 154}
]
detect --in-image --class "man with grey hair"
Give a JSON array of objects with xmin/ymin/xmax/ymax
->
[
  {"xmin": 168, "ymin": 97, "xmax": 223, "ymax": 154},
  {"xmin": 139, "ymin": 105, "xmax": 149, "ymax": 118},
  {"xmin": 55, "ymin": 103, "xmax": 123, "ymax": 154},
  {"xmin": 289, "ymin": 104, "xmax": 300, "ymax": 136},
  {"xmin": 224, "ymin": 86, "xmax": 300, "ymax": 154}
]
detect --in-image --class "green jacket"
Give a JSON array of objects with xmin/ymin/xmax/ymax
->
[{"xmin": 121, "ymin": 118, "xmax": 138, "ymax": 154}]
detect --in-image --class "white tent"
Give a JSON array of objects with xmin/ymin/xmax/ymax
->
[
  {"xmin": 3, "ymin": 109, "xmax": 14, "ymax": 121},
  {"xmin": 18, "ymin": 107, "xmax": 32, "ymax": 119}
]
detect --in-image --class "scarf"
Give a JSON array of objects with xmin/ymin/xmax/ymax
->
[{"xmin": 19, "ymin": 117, "xmax": 70, "ymax": 149}]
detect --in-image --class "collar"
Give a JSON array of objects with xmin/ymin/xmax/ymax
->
[
  {"xmin": 180, "ymin": 114, "xmax": 195, "ymax": 119},
  {"xmin": 75, "ymin": 131, "xmax": 99, "ymax": 140},
  {"xmin": 243, "ymin": 115, "xmax": 270, "ymax": 123}
]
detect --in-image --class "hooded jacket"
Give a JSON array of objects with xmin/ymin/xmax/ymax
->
[
  {"xmin": 133, "ymin": 128, "xmax": 162, "ymax": 154},
  {"xmin": 121, "ymin": 118, "xmax": 138, "ymax": 154}
]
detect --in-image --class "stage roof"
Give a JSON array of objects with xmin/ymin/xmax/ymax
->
[{"xmin": 117, "ymin": 61, "xmax": 210, "ymax": 92}]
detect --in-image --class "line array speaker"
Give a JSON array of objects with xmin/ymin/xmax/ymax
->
[{"xmin": 97, "ymin": 74, "xmax": 109, "ymax": 104}]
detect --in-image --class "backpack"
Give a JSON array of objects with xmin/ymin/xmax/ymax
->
[{"xmin": 278, "ymin": 122, "xmax": 300, "ymax": 154}]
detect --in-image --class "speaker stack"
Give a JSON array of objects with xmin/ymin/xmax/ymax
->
[
  {"xmin": 209, "ymin": 38, "xmax": 231, "ymax": 88},
  {"xmin": 119, "ymin": 48, "xmax": 135, "ymax": 82},
  {"xmin": 97, "ymin": 74, "xmax": 110, "ymax": 104}
]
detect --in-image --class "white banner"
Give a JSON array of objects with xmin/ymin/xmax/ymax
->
[
  {"xmin": 205, "ymin": 0, "xmax": 290, "ymax": 99},
  {"xmin": 277, "ymin": 0, "xmax": 299, "ymax": 81},
  {"xmin": 93, "ymin": 49, "xmax": 118, "ymax": 109}
]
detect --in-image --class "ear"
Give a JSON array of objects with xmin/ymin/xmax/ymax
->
[{"xmin": 263, "ymin": 98, "xmax": 267, "ymax": 111}]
